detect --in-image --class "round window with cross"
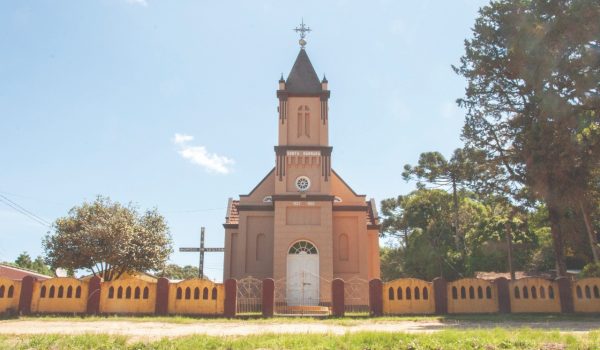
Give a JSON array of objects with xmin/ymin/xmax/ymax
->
[{"xmin": 295, "ymin": 176, "xmax": 311, "ymax": 192}]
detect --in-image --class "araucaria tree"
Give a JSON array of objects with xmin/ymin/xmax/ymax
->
[
  {"xmin": 455, "ymin": 0, "xmax": 600, "ymax": 275},
  {"xmin": 44, "ymin": 196, "xmax": 173, "ymax": 281}
]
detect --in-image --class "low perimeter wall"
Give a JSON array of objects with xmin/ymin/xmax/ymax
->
[{"xmin": 1, "ymin": 275, "xmax": 599, "ymax": 317}]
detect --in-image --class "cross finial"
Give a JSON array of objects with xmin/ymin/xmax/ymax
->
[{"xmin": 294, "ymin": 19, "xmax": 311, "ymax": 48}]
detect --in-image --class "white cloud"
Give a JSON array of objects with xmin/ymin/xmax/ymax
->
[
  {"xmin": 173, "ymin": 134, "xmax": 234, "ymax": 174},
  {"xmin": 126, "ymin": 0, "xmax": 148, "ymax": 6}
]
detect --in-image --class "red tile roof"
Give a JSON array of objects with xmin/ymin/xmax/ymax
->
[{"xmin": 0, "ymin": 264, "xmax": 52, "ymax": 281}]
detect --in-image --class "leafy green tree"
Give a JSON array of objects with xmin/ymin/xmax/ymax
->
[
  {"xmin": 402, "ymin": 148, "xmax": 485, "ymax": 250},
  {"xmin": 454, "ymin": 0, "xmax": 600, "ymax": 275},
  {"xmin": 156, "ymin": 264, "xmax": 200, "ymax": 280},
  {"xmin": 379, "ymin": 247, "xmax": 405, "ymax": 282},
  {"xmin": 10, "ymin": 252, "xmax": 53, "ymax": 276},
  {"xmin": 44, "ymin": 196, "xmax": 173, "ymax": 281}
]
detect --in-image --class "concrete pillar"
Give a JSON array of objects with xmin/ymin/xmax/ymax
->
[
  {"xmin": 369, "ymin": 279, "xmax": 383, "ymax": 316},
  {"xmin": 18, "ymin": 275, "xmax": 36, "ymax": 315},
  {"xmin": 432, "ymin": 277, "xmax": 447, "ymax": 315},
  {"xmin": 262, "ymin": 278, "xmax": 274, "ymax": 318},
  {"xmin": 556, "ymin": 277, "xmax": 574, "ymax": 313},
  {"xmin": 494, "ymin": 277, "xmax": 511, "ymax": 314},
  {"xmin": 331, "ymin": 278, "xmax": 345, "ymax": 317},
  {"xmin": 155, "ymin": 277, "xmax": 170, "ymax": 315},
  {"xmin": 224, "ymin": 279, "xmax": 237, "ymax": 318},
  {"xmin": 86, "ymin": 275, "xmax": 101, "ymax": 315}
]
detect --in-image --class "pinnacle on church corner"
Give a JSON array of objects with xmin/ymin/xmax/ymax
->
[
  {"xmin": 322, "ymin": 74, "xmax": 328, "ymax": 83},
  {"xmin": 285, "ymin": 49, "xmax": 322, "ymax": 94}
]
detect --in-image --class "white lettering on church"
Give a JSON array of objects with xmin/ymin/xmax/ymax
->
[
  {"xmin": 286, "ymin": 151, "xmax": 321, "ymax": 156},
  {"xmin": 307, "ymin": 202, "xmax": 315, "ymax": 206}
]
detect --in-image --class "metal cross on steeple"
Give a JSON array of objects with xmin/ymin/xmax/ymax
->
[{"xmin": 294, "ymin": 19, "xmax": 311, "ymax": 48}]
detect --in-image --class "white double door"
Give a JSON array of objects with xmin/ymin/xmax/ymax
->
[{"xmin": 286, "ymin": 252, "xmax": 319, "ymax": 306}]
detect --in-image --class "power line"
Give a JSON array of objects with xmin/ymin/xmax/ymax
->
[{"xmin": 0, "ymin": 194, "xmax": 51, "ymax": 227}]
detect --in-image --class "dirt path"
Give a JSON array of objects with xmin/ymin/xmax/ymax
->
[{"xmin": 1, "ymin": 320, "xmax": 599, "ymax": 340}]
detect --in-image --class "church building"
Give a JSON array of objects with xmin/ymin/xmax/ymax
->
[{"xmin": 223, "ymin": 30, "xmax": 380, "ymax": 305}]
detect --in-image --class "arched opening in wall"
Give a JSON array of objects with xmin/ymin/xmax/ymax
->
[
  {"xmin": 49, "ymin": 286, "xmax": 55, "ymax": 298},
  {"xmin": 405, "ymin": 287, "xmax": 411, "ymax": 300},
  {"xmin": 7, "ymin": 285, "xmax": 14, "ymax": 298},
  {"xmin": 256, "ymin": 234, "xmax": 265, "ymax": 261},
  {"xmin": 203, "ymin": 287, "xmax": 209, "ymax": 300},
  {"xmin": 514, "ymin": 286, "xmax": 520, "ymax": 299},
  {"xmin": 594, "ymin": 286, "xmax": 600, "ymax": 298},
  {"xmin": 108, "ymin": 287, "xmax": 114, "ymax": 299},
  {"xmin": 585, "ymin": 285, "xmax": 591, "ymax": 299},
  {"xmin": 0, "ymin": 285, "xmax": 4, "ymax": 298},
  {"xmin": 468, "ymin": 286, "xmax": 474, "ymax": 299},
  {"xmin": 126, "ymin": 287, "xmax": 132, "ymax": 299},
  {"xmin": 486, "ymin": 286, "xmax": 492, "ymax": 299},
  {"xmin": 397, "ymin": 287, "xmax": 403, "ymax": 300},
  {"xmin": 286, "ymin": 240, "xmax": 319, "ymax": 306},
  {"xmin": 66, "ymin": 286, "xmax": 73, "ymax": 298},
  {"xmin": 143, "ymin": 287, "xmax": 149, "ymax": 299},
  {"xmin": 522, "ymin": 286, "xmax": 529, "ymax": 299},
  {"xmin": 57, "ymin": 286, "xmax": 64, "ymax": 298},
  {"xmin": 388, "ymin": 287, "xmax": 394, "ymax": 300},
  {"xmin": 423, "ymin": 287, "xmax": 428, "ymax": 300},
  {"xmin": 212, "ymin": 287, "xmax": 218, "ymax": 300},
  {"xmin": 548, "ymin": 286, "xmax": 555, "ymax": 299},
  {"xmin": 460, "ymin": 286, "xmax": 466, "ymax": 299},
  {"xmin": 414, "ymin": 287, "xmax": 420, "ymax": 300},
  {"xmin": 117, "ymin": 286, "xmax": 123, "ymax": 299},
  {"xmin": 194, "ymin": 287, "xmax": 200, "ymax": 300},
  {"xmin": 452, "ymin": 286, "xmax": 458, "ymax": 299},
  {"xmin": 40, "ymin": 286, "xmax": 46, "ymax": 298},
  {"xmin": 75, "ymin": 286, "xmax": 81, "ymax": 298},
  {"xmin": 339, "ymin": 234, "xmax": 349, "ymax": 261},
  {"xmin": 185, "ymin": 287, "xmax": 191, "ymax": 300},
  {"xmin": 134, "ymin": 287, "xmax": 141, "ymax": 299},
  {"xmin": 477, "ymin": 286, "xmax": 483, "ymax": 299},
  {"xmin": 540, "ymin": 286, "xmax": 546, "ymax": 298},
  {"xmin": 531, "ymin": 286, "xmax": 537, "ymax": 299},
  {"xmin": 176, "ymin": 287, "xmax": 182, "ymax": 300}
]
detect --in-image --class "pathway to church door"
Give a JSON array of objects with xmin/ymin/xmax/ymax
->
[{"xmin": 286, "ymin": 240, "xmax": 319, "ymax": 306}]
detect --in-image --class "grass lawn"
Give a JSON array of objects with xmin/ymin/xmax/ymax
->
[
  {"xmin": 1, "ymin": 329, "xmax": 599, "ymax": 349},
  {"xmin": 2, "ymin": 313, "xmax": 600, "ymax": 325}
]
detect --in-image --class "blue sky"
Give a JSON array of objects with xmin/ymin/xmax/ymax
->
[{"xmin": 0, "ymin": 0, "xmax": 488, "ymax": 281}]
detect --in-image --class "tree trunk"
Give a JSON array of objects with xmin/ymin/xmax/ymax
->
[
  {"xmin": 505, "ymin": 221, "xmax": 515, "ymax": 281},
  {"xmin": 452, "ymin": 179, "xmax": 460, "ymax": 250},
  {"xmin": 548, "ymin": 204, "xmax": 567, "ymax": 277},
  {"xmin": 580, "ymin": 200, "xmax": 600, "ymax": 263}
]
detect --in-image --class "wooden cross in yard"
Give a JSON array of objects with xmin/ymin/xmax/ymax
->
[{"xmin": 179, "ymin": 227, "xmax": 224, "ymax": 278}]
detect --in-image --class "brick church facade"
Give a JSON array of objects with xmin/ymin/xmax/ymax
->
[{"xmin": 223, "ymin": 45, "xmax": 380, "ymax": 305}]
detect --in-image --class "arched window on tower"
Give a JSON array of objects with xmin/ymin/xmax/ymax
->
[
  {"xmin": 339, "ymin": 234, "xmax": 349, "ymax": 261},
  {"xmin": 297, "ymin": 105, "xmax": 310, "ymax": 138},
  {"xmin": 256, "ymin": 233, "xmax": 265, "ymax": 261}
]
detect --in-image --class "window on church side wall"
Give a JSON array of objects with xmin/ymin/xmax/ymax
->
[
  {"xmin": 339, "ymin": 234, "xmax": 349, "ymax": 261},
  {"xmin": 288, "ymin": 240, "xmax": 318, "ymax": 254},
  {"xmin": 256, "ymin": 234, "xmax": 265, "ymax": 261}
]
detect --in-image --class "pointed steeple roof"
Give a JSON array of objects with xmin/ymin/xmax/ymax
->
[{"xmin": 286, "ymin": 49, "xmax": 322, "ymax": 94}]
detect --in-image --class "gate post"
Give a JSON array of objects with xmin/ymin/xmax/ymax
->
[
  {"xmin": 262, "ymin": 278, "xmax": 275, "ymax": 317},
  {"xmin": 432, "ymin": 277, "xmax": 447, "ymax": 315},
  {"xmin": 331, "ymin": 278, "xmax": 345, "ymax": 317},
  {"xmin": 18, "ymin": 275, "xmax": 36, "ymax": 315},
  {"xmin": 495, "ymin": 277, "xmax": 511, "ymax": 314},
  {"xmin": 369, "ymin": 279, "xmax": 383, "ymax": 316},
  {"xmin": 556, "ymin": 277, "xmax": 574, "ymax": 313},
  {"xmin": 155, "ymin": 277, "xmax": 170, "ymax": 315},
  {"xmin": 224, "ymin": 279, "xmax": 237, "ymax": 318},
  {"xmin": 86, "ymin": 275, "xmax": 101, "ymax": 315}
]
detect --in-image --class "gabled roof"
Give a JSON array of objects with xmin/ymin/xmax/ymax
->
[
  {"xmin": 286, "ymin": 49, "xmax": 322, "ymax": 94},
  {"xmin": 0, "ymin": 264, "xmax": 52, "ymax": 280}
]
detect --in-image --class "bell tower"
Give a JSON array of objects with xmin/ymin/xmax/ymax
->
[{"xmin": 275, "ymin": 23, "xmax": 332, "ymax": 195}]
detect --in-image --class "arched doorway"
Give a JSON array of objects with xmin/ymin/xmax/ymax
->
[{"xmin": 286, "ymin": 240, "xmax": 319, "ymax": 306}]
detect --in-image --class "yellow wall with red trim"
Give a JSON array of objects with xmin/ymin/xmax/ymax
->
[
  {"xmin": 168, "ymin": 279, "xmax": 224, "ymax": 315},
  {"xmin": 99, "ymin": 279, "xmax": 156, "ymax": 314},
  {"xmin": 0, "ymin": 278, "xmax": 20, "ymax": 313},
  {"xmin": 31, "ymin": 277, "xmax": 88, "ymax": 313}
]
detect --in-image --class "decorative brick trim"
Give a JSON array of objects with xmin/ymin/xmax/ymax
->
[
  {"xmin": 86, "ymin": 275, "xmax": 101, "ymax": 315},
  {"xmin": 271, "ymin": 194, "xmax": 335, "ymax": 202},
  {"xmin": 224, "ymin": 279, "xmax": 237, "ymax": 318},
  {"xmin": 274, "ymin": 146, "xmax": 333, "ymax": 155},
  {"xmin": 556, "ymin": 277, "xmax": 574, "ymax": 313},
  {"xmin": 332, "ymin": 205, "xmax": 368, "ymax": 211},
  {"xmin": 494, "ymin": 277, "xmax": 511, "ymax": 313},
  {"xmin": 369, "ymin": 279, "xmax": 383, "ymax": 316},
  {"xmin": 18, "ymin": 275, "xmax": 36, "ymax": 315},
  {"xmin": 155, "ymin": 277, "xmax": 170, "ymax": 315},
  {"xmin": 432, "ymin": 277, "xmax": 447, "ymax": 315},
  {"xmin": 223, "ymin": 224, "xmax": 239, "ymax": 229},
  {"xmin": 236, "ymin": 205, "xmax": 274, "ymax": 212},
  {"xmin": 331, "ymin": 278, "xmax": 345, "ymax": 317},
  {"xmin": 367, "ymin": 224, "xmax": 382, "ymax": 230},
  {"xmin": 262, "ymin": 278, "xmax": 275, "ymax": 318}
]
